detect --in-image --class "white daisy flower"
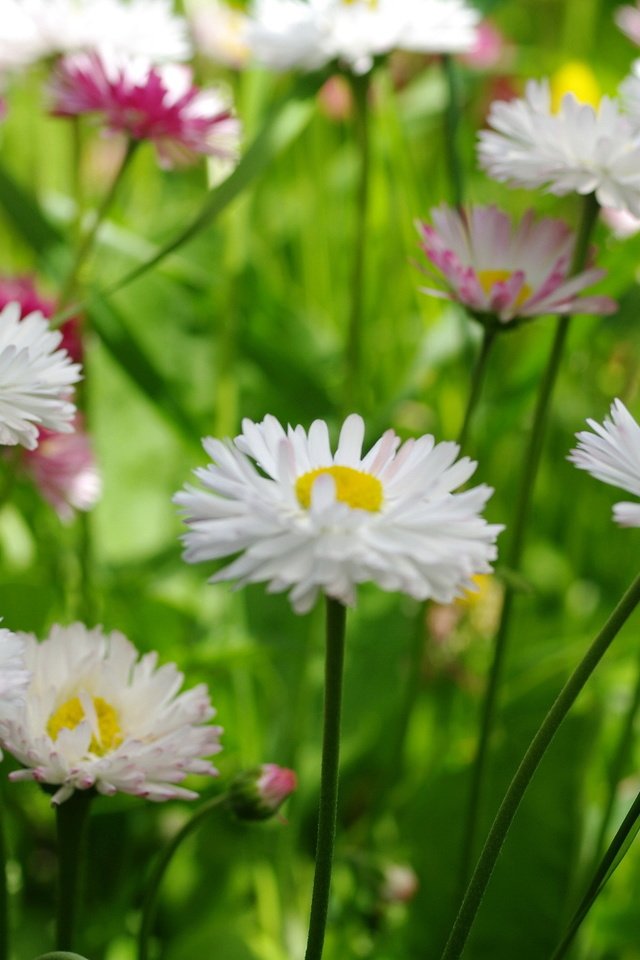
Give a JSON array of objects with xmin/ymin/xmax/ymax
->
[
  {"xmin": 478, "ymin": 78, "xmax": 640, "ymax": 216},
  {"xmin": 0, "ymin": 628, "xmax": 29, "ymax": 704},
  {"xmin": 569, "ymin": 399, "xmax": 640, "ymax": 527},
  {"xmin": 0, "ymin": 0, "xmax": 191, "ymax": 73},
  {"xmin": 0, "ymin": 301, "xmax": 81, "ymax": 451},
  {"xmin": 245, "ymin": 0, "xmax": 479, "ymax": 75},
  {"xmin": 174, "ymin": 414, "xmax": 503, "ymax": 614},
  {"xmin": 0, "ymin": 624, "xmax": 222, "ymax": 805}
]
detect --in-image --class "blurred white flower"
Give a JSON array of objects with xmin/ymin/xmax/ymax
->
[
  {"xmin": 187, "ymin": 0, "xmax": 250, "ymax": 69},
  {"xmin": 569, "ymin": 398, "xmax": 640, "ymax": 527},
  {"xmin": 0, "ymin": 0, "xmax": 191, "ymax": 72},
  {"xmin": 0, "ymin": 628, "xmax": 29, "ymax": 704},
  {"xmin": 175, "ymin": 414, "xmax": 503, "ymax": 614},
  {"xmin": 245, "ymin": 0, "xmax": 479, "ymax": 74},
  {"xmin": 0, "ymin": 624, "xmax": 222, "ymax": 805},
  {"xmin": 0, "ymin": 302, "xmax": 81, "ymax": 451},
  {"xmin": 616, "ymin": 2, "xmax": 640, "ymax": 46},
  {"xmin": 478, "ymin": 79, "xmax": 640, "ymax": 215}
]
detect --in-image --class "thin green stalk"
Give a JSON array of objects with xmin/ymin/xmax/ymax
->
[
  {"xmin": 0, "ymin": 795, "xmax": 7, "ymax": 960},
  {"xmin": 35, "ymin": 953, "xmax": 92, "ymax": 959},
  {"xmin": 138, "ymin": 793, "xmax": 227, "ymax": 960},
  {"xmin": 456, "ymin": 327, "xmax": 497, "ymax": 452},
  {"xmin": 455, "ymin": 192, "xmax": 601, "ymax": 890},
  {"xmin": 56, "ymin": 139, "xmax": 138, "ymax": 315},
  {"xmin": 55, "ymin": 792, "xmax": 92, "ymax": 952},
  {"xmin": 439, "ymin": 568, "xmax": 640, "ymax": 960},
  {"xmin": 549, "ymin": 788, "xmax": 640, "ymax": 960},
  {"xmin": 304, "ymin": 598, "xmax": 347, "ymax": 960},
  {"xmin": 344, "ymin": 72, "xmax": 371, "ymax": 413},
  {"xmin": 442, "ymin": 55, "xmax": 464, "ymax": 209}
]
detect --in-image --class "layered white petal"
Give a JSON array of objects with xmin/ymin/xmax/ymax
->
[
  {"xmin": 0, "ymin": 628, "xmax": 29, "ymax": 704},
  {"xmin": 175, "ymin": 414, "xmax": 503, "ymax": 613}
]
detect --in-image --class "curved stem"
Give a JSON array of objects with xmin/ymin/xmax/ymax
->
[
  {"xmin": 55, "ymin": 792, "xmax": 92, "ymax": 952},
  {"xmin": 138, "ymin": 793, "xmax": 227, "ymax": 960},
  {"xmin": 549, "ymin": 789, "xmax": 640, "ymax": 960},
  {"xmin": 456, "ymin": 327, "xmax": 497, "ymax": 452},
  {"xmin": 344, "ymin": 72, "xmax": 370, "ymax": 413},
  {"xmin": 304, "ymin": 598, "xmax": 347, "ymax": 960},
  {"xmin": 439, "ymin": 568, "xmax": 640, "ymax": 960},
  {"xmin": 455, "ymin": 192, "xmax": 601, "ymax": 892},
  {"xmin": 442, "ymin": 54, "xmax": 464, "ymax": 210}
]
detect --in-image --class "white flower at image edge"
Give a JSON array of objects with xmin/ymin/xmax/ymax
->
[
  {"xmin": 175, "ymin": 414, "xmax": 504, "ymax": 614},
  {"xmin": 0, "ymin": 302, "xmax": 81, "ymax": 450},
  {"xmin": 478, "ymin": 79, "xmax": 640, "ymax": 215},
  {"xmin": 569, "ymin": 399, "xmax": 640, "ymax": 527},
  {"xmin": 0, "ymin": 624, "xmax": 222, "ymax": 805},
  {"xmin": 0, "ymin": 627, "xmax": 29, "ymax": 703}
]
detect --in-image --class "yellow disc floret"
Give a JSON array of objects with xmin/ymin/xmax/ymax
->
[
  {"xmin": 477, "ymin": 269, "xmax": 532, "ymax": 310},
  {"xmin": 47, "ymin": 695, "xmax": 123, "ymax": 756},
  {"xmin": 550, "ymin": 61, "xmax": 601, "ymax": 113},
  {"xmin": 295, "ymin": 465, "xmax": 383, "ymax": 512}
]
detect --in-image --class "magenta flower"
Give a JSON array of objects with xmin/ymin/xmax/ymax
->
[
  {"xmin": 416, "ymin": 205, "xmax": 616, "ymax": 326},
  {"xmin": 49, "ymin": 49, "xmax": 241, "ymax": 169},
  {"xmin": 0, "ymin": 275, "xmax": 83, "ymax": 362},
  {"xmin": 21, "ymin": 417, "xmax": 101, "ymax": 521}
]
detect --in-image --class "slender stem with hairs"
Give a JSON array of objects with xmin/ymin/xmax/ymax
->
[
  {"xmin": 55, "ymin": 792, "xmax": 92, "ymax": 953},
  {"xmin": 456, "ymin": 192, "xmax": 601, "ymax": 891},
  {"xmin": 304, "ymin": 598, "xmax": 347, "ymax": 960},
  {"xmin": 440, "ymin": 569, "xmax": 640, "ymax": 960}
]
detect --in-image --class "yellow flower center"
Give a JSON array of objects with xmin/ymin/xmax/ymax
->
[
  {"xmin": 295, "ymin": 465, "xmax": 383, "ymax": 512},
  {"xmin": 341, "ymin": 0, "xmax": 378, "ymax": 7},
  {"xmin": 47, "ymin": 695, "xmax": 123, "ymax": 756},
  {"xmin": 477, "ymin": 269, "xmax": 532, "ymax": 309},
  {"xmin": 550, "ymin": 61, "xmax": 601, "ymax": 113}
]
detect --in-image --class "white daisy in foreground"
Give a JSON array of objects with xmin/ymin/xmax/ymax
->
[
  {"xmin": 0, "ymin": 301, "xmax": 81, "ymax": 450},
  {"xmin": 245, "ymin": 0, "xmax": 479, "ymax": 75},
  {"xmin": 569, "ymin": 399, "xmax": 640, "ymax": 527},
  {"xmin": 0, "ymin": 624, "xmax": 221, "ymax": 805},
  {"xmin": 0, "ymin": 0, "xmax": 191, "ymax": 73},
  {"xmin": 0, "ymin": 628, "xmax": 29, "ymax": 704},
  {"xmin": 175, "ymin": 414, "xmax": 503, "ymax": 614},
  {"xmin": 478, "ymin": 79, "xmax": 640, "ymax": 215}
]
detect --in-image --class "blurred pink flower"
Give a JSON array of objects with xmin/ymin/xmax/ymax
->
[
  {"xmin": 601, "ymin": 205, "xmax": 640, "ymax": 238},
  {"xmin": 0, "ymin": 275, "xmax": 83, "ymax": 362},
  {"xmin": 616, "ymin": 2, "xmax": 640, "ymax": 45},
  {"xmin": 22, "ymin": 417, "xmax": 101, "ymax": 521},
  {"xmin": 461, "ymin": 20, "xmax": 505, "ymax": 70},
  {"xmin": 417, "ymin": 205, "xmax": 617, "ymax": 325},
  {"xmin": 230, "ymin": 763, "xmax": 297, "ymax": 820},
  {"xmin": 50, "ymin": 49, "xmax": 241, "ymax": 169}
]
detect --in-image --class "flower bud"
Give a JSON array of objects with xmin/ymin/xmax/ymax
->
[{"xmin": 229, "ymin": 764, "xmax": 297, "ymax": 821}]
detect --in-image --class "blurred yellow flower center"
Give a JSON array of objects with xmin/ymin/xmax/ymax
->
[
  {"xmin": 550, "ymin": 61, "xmax": 601, "ymax": 112},
  {"xmin": 477, "ymin": 269, "xmax": 532, "ymax": 309},
  {"xmin": 47, "ymin": 696, "xmax": 123, "ymax": 756},
  {"xmin": 341, "ymin": 0, "xmax": 378, "ymax": 7},
  {"xmin": 295, "ymin": 466, "xmax": 383, "ymax": 512}
]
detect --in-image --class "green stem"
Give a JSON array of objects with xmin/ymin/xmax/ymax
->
[
  {"xmin": 55, "ymin": 792, "xmax": 92, "ymax": 952},
  {"xmin": 456, "ymin": 327, "xmax": 497, "ymax": 452},
  {"xmin": 35, "ymin": 953, "xmax": 92, "ymax": 959},
  {"xmin": 304, "ymin": 598, "xmax": 347, "ymax": 960},
  {"xmin": 0, "ymin": 793, "xmax": 8, "ymax": 960},
  {"xmin": 442, "ymin": 55, "xmax": 464, "ymax": 209},
  {"xmin": 344, "ymin": 72, "xmax": 371, "ymax": 413},
  {"xmin": 138, "ymin": 793, "xmax": 227, "ymax": 960},
  {"xmin": 549, "ymin": 788, "xmax": 640, "ymax": 960},
  {"xmin": 455, "ymin": 192, "xmax": 601, "ymax": 891},
  {"xmin": 56, "ymin": 139, "xmax": 138, "ymax": 316},
  {"xmin": 439, "ymin": 569, "xmax": 640, "ymax": 960}
]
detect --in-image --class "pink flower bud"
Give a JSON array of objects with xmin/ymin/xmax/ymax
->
[{"xmin": 229, "ymin": 763, "xmax": 297, "ymax": 821}]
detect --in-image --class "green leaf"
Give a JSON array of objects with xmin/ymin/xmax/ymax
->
[{"xmin": 0, "ymin": 163, "xmax": 63, "ymax": 254}]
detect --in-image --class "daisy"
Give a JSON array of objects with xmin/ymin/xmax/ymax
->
[
  {"xmin": 477, "ymin": 79, "xmax": 640, "ymax": 216},
  {"xmin": 21, "ymin": 417, "xmax": 101, "ymax": 521},
  {"xmin": 0, "ymin": 302, "xmax": 81, "ymax": 451},
  {"xmin": 0, "ymin": 623, "xmax": 222, "ymax": 804},
  {"xmin": 616, "ymin": 2, "xmax": 640, "ymax": 47},
  {"xmin": 174, "ymin": 414, "xmax": 503, "ymax": 614},
  {"xmin": 187, "ymin": 0, "xmax": 251, "ymax": 70},
  {"xmin": 416, "ymin": 205, "xmax": 617, "ymax": 325},
  {"xmin": 245, "ymin": 0, "xmax": 479, "ymax": 75},
  {"xmin": 0, "ymin": 274, "xmax": 84, "ymax": 362},
  {"xmin": 0, "ymin": 628, "xmax": 29, "ymax": 704},
  {"xmin": 569, "ymin": 399, "xmax": 640, "ymax": 527},
  {"xmin": 50, "ymin": 49, "xmax": 241, "ymax": 169},
  {"xmin": 0, "ymin": 0, "xmax": 191, "ymax": 73}
]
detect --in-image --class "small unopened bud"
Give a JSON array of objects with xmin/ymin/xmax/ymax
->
[
  {"xmin": 380, "ymin": 864, "xmax": 419, "ymax": 904},
  {"xmin": 229, "ymin": 764, "xmax": 297, "ymax": 821}
]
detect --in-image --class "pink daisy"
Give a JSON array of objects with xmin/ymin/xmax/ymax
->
[
  {"xmin": 49, "ymin": 49, "xmax": 241, "ymax": 169},
  {"xmin": 416, "ymin": 205, "xmax": 616, "ymax": 325},
  {"xmin": 22, "ymin": 417, "xmax": 101, "ymax": 522}
]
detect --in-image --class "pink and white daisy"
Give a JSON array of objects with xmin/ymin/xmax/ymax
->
[
  {"xmin": 569, "ymin": 399, "xmax": 640, "ymax": 527},
  {"xmin": 174, "ymin": 414, "xmax": 503, "ymax": 614},
  {"xmin": 50, "ymin": 49, "xmax": 241, "ymax": 169},
  {"xmin": 0, "ymin": 628, "xmax": 29, "ymax": 705},
  {"xmin": 0, "ymin": 302, "xmax": 81, "ymax": 450},
  {"xmin": 416, "ymin": 205, "xmax": 616, "ymax": 324},
  {"xmin": 0, "ymin": 275, "xmax": 84, "ymax": 362},
  {"xmin": 0, "ymin": 623, "xmax": 222, "ymax": 805},
  {"xmin": 21, "ymin": 417, "xmax": 101, "ymax": 521},
  {"xmin": 478, "ymin": 79, "xmax": 640, "ymax": 216}
]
